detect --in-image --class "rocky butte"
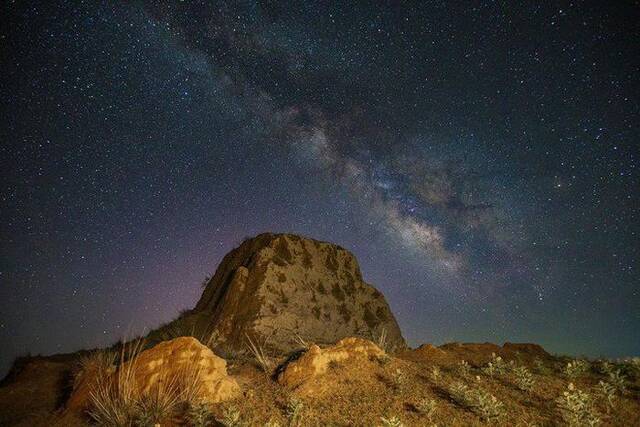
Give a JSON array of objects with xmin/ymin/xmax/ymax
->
[{"xmin": 150, "ymin": 233, "xmax": 406, "ymax": 354}]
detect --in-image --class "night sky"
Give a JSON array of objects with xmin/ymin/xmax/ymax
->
[{"xmin": 2, "ymin": 2, "xmax": 639, "ymax": 376}]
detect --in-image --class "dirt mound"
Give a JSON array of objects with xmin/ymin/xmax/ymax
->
[
  {"xmin": 190, "ymin": 233, "xmax": 405, "ymax": 353},
  {"xmin": 278, "ymin": 337, "xmax": 385, "ymax": 390}
]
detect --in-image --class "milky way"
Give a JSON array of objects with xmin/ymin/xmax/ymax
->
[{"xmin": 1, "ymin": 2, "xmax": 638, "ymax": 375}]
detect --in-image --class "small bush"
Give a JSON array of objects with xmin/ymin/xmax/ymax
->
[
  {"xmin": 458, "ymin": 360, "xmax": 471, "ymax": 377},
  {"xmin": 391, "ymin": 368, "xmax": 406, "ymax": 389},
  {"xmin": 217, "ymin": 406, "xmax": 245, "ymax": 427},
  {"xmin": 533, "ymin": 357, "xmax": 550, "ymax": 375},
  {"xmin": 564, "ymin": 359, "xmax": 589, "ymax": 379},
  {"xmin": 596, "ymin": 380, "xmax": 616, "ymax": 413},
  {"xmin": 186, "ymin": 401, "xmax": 214, "ymax": 427},
  {"xmin": 448, "ymin": 381, "xmax": 503, "ymax": 421},
  {"xmin": 374, "ymin": 327, "xmax": 388, "ymax": 352},
  {"xmin": 482, "ymin": 353, "xmax": 508, "ymax": 377},
  {"xmin": 245, "ymin": 334, "xmax": 273, "ymax": 373},
  {"xmin": 555, "ymin": 383, "xmax": 600, "ymax": 427},
  {"xmin": 607, "ymin": 369, "xmax": 626, "ymax": 393},
  {"xmin": 415, "ymin": 398, "xmax": 437, "ymax": 421},
  {"xmin": 513, "ymin": 366, "xmax": 535, "ymax": 393},
  {"xmin": 379, "ymin": 415, "xmax": 405, "ymax": 427},
  {"xmin": 429, "ymin": 366, "xmax": 441, "ymax": 384},
  {"xmin": 286, "ymin": 397, "xmax": 304, "ymax": 427}
]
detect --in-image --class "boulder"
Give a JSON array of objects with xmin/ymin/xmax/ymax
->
[
  {"xmin": 278, "ymin": 337, "xmax": 385, "ymax": 388},
  {"xmin": 67, "ymin": 337, "xmax": 240, "ymax": 412},
  {"xmin": 192, "ymin": 233, "xmax": 405, "ymax": 353},
  {"xmin": 123, "ymin": 337, "xmax": 240, "ymax": 403}
]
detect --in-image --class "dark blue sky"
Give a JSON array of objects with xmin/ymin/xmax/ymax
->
[{"xmin": 1, "ymin": 1, "xmax": 638, "ymax": 376}]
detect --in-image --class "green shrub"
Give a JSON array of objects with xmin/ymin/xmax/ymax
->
[
  {"xmin": 555, "ymin": 383, "xmax": 600, "ymax": 427},
  {"xmin": 564, "ymin": 360, "xmax": 589, "ymax": 379},
  {"xmin": 379, "ymin": 415, "xmax": 404, "ymax": 427},
  {"xmin": 513, "ymin": 366, "xmax": 535, "ymax": 393}
]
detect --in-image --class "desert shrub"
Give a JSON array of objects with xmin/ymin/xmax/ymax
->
[
  {"xmin": 286, "ymin": 397, "xmax": 304, "ymax": 427},
  {"xmin": 555, "ymin": 383, "xmax": 600, "ymax": 427},
  {"xmin": 596, "ymin": 380, "xmax": 617, "ymax": 413},
  {"xmin": 185, "ymin": 401, "xmax": 215, "ymax": 427},
  {"xmin": 607, "ymin": 369, "xmax": 626, "ymax": 393},
  {"xmin": 293, "ymin": 333, "xmax": 310, "ymax": 350},
  {"xmin": 564, "ymin": 359, "xmax": 589, "ymax": 379},
  {"xmin": 379, "ymin": 415, "xmax": 405, "ymax": 427},
  {"xmin": 415, "ymin": 398, "xmax": 437, "ymax": 421},
  {"xmin": 458, "ymin": 360, "xmax": 471, "ymax": 377},
  {"xmin": 533, "ymin": 357, "xmax": 550, "ymax": 375},
  {"xmin": 483, "ymin": 353, "xmax": 508, "ymax": 377},
  {"xmin": 473, "ymin": 389, "xmax": 504, "ymax": 421},
  {"xmin": 73, "ymin": 350, "xmax": 116, "ymax": 391},
  {"xmin": 391, "ymin": 368, "xmax": 407, "ymax": 389},
  {"xmin": 513, "ymin": 366, "xmax": 535, "ymax": 393},
  {"xmin": 88, "ymin": 339, "xmax": 145, "ymax": 426},
  {"xmin": 374, "ymin": 327, "xmax": 388, "ymax": 352},
  {"xmin": 217, "ymin": 406, "xmax": 245, "ymax": 427},
  {"xmin": 88, "ymin": 338, "xmax": 209, "ymax": 427},
  {"xmin": 429, "ymin": 366, "xmax": 441, "ymax": 384},
  {"xmin": 448, "ymin": 381, "xmax": 503, "ymax": 421},
  {"xmin": 626, "ymin": 357, "xmax": 640, "ymax": 379},
  {"xmin": 596, "ymin": 360, "xmax": 614, "ymax": 376},
  {"xmin": 376, "ymin": 354, "xmax": 392, "ymax": 366},
  {"xmin": 245, "ymin": 334, "xmax": 273, "ymax": 373}
]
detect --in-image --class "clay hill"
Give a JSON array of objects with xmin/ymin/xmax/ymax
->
[{"xmin": 1, "ymin": 233, "xmax": 639, "ymax": 427}]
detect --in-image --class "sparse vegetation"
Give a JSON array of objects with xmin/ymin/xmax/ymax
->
[
  {"xmin": 375, "ymin": 327, "xmax": 387, "ymax": 349},
  {"xmin": 390, "ymin": 368, "xmax": 406, "ymax": 389},
  {"xmin": 286, "ymin": 397, "xmax": 304, "ymax": 427},
  {"xmin": 87, "ymin": 339, "xmax": 145, "ymax": 426},
  {"xmin": 73, "ymin": 350, "xmax": 116, "ymax": 391},
  {"xmin": 607, "ymin": 368, "xmax": 626, "ymax": 393},
  {"xmin": 245, "ymin": 334, "xmax": 273, "ymax": 373},
  {"xmin": 185, "ymin": 401, "xmax": 215, "ymax": 427},
  {"xmin": 414, "ymin": 398, "xmax": 437, "ymax": 421},
  {"xmin": 429, "ymin": 365, "xmax": 441, "ymax": 384},
  {"xmin": 482, "ymin": 352, "xmax": 508, "ymax": 377},
  {"xmin": 596, "ymin": 380, "xmax": 617, "ymax": 413},
  {"xmin": 564, "ymin": 359, "xmax": 589, "ymax": 379},
  {"xmin": 533, "ymin": 357, "xmax": 550, "ymax": 375},
  {"xmin": 217, "ymin": 406, "xmax": 245, "ymax": 427},
  {"xmin": 448, "ymin": 381, "xmax": 504, "ymax": 421},
  {"xmin": 513, "ymin": 366, "xmax": 535, "ymax": 393},
  {"xmin": 555, "ymin": 383, "xmax": 601, "ymax": 426},
  {"xmin": 458, "ymin": 359, "xmax": 471, "ymax": 377},
  {"xmin": 379, "ymin": 415, "xmax": 405, "ymax": 427}
]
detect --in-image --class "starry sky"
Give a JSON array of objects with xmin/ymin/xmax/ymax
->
[{"xmin": 1, "ymin": 1, "xmax": 639, "ymax": 376}]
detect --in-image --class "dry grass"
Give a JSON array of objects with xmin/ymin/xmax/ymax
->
[
  {"xmin": 86, "ymin": 338, "xmax": 209, "ymax": 426},
  {"xmin": 245, "ymin": 333, "xmax": 273, "ymax": 373}
]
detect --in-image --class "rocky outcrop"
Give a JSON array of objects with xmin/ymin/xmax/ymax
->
[
  {"xmin": 122, "ymin": 337, "xmax": 240, "ymax": 403},
  {"xmin": 192, "ymin": 233, "xmax": 405, "ymax": 353},
  {"xmin": 67, "ymin": 337, "xmax": 240, "ymax": 412},
  {"xmin": 278, "ymin": 337, "xmax": 385, "ymax": 388}
]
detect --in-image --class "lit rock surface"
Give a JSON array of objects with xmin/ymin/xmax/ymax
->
[
  {"xmin": 278, "ymin": 337, "xmax": 385, "ymax": 388},
  {"xmin": 123, "ymin": 337, "xmax": 240, "ymax": 403},
  {"xmin": 194, "ymin": 233, "xmax": 406, "ymax": 353},
  {"xmin": 66, "ymin": 337, "xmax": 239, "ymax": 411}
]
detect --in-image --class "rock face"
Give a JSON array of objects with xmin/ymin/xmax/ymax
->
[
  {"xmin": 278, "ymin": 337, "xmax": 385, "ymax": 389},
  {"xmin": 194, "ymin": 233, "xmax": 405, "ymax": 353},
  {"xmin": 123, "ymin": 337, "xmax": 240, "ymax": 403},
  {"xmin": 67, "ymin": 337, "xmax": 240, "ymax": 411}
]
